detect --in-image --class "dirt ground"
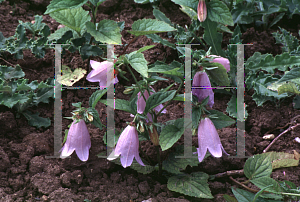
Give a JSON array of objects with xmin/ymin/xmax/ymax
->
[{"xmin": 0, "ymin": 0, "xmax": 300, "ymax": 201}]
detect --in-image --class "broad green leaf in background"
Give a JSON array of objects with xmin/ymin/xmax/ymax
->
[
  {"xmin": 162, "ymin": 145, "xmax": 199, "ymax": 174},
  {"xmin": 34, "ymin": 80, "xmax": 54, "ymax": 105},
  {"xmin": 245, "ymin": 52, "xmax": 300, "ymax": 74},
  {"xmin": 125, "ymin": 51, "xmax": 148, "ymax": 78},
  {"xmin": 231, "ymin": 1, "xmax": 255, "ymax": 24},
  {"xmin": 59, "ymin": 65, "xmax": 86, "ymax": 86},
  {"xmin": 0, "ymin": 93, "xmax": 29, "ymax": 108},
  {"xmin": 86, "ymin": 20, "xmax": 122, "ymax": 44},
  {"xmin": 144, "ymin": 90, "xmax": 176, "ymax": 114},
  {"xmin": 99, "ymin": 99, "xmax": 136, "ymax": 114},
  {"xmin": 167, "ymin": 172, "xmax": 213, "ymax": 199},
  {"xmin": 89, "ymin": 89, "xmax": 108, "ymax": 108},
  {"xmin": 22, "ymin": 110, "xmax": 51, "ymax": 128},
  {"xmin": 202, "ymin": 19, "xmax": 226, "ymax": 57},
  {"xmin": 278, "ymin": 67, "xmax": 300, "ymax": 84},
  {"xmin": 265, "ymin": 151, "xmax": 299, "ymax": 170},
  {"xmin": 45, "ymin": 0, "xmax": 89, "ymax": 14},
  {"xmin": 250, "ymin": 177, "xmax": 282, "ymax": 193},
  {"xmin": 171, "ymin": 0, "xmax": 198, "ymax": 11},
  {"xmin": 244, "ymin": 153, "xmax": 272, "ymax": 180},
  {"xmin": 49, "ymin": 7, "xmax": 91, "ymax": 35},
  {"xmin": 208, "ymin": 110, "xmax": 235, "ymax": 129},
  {"xmin": 47, "ymin": 27, "xmax": 73, "ymax": 41},
  {"xmin": 79, "ymin": 44, "xmax": 103, "ymax": 60},
  {"xmin": 159, "ymin": 119, "xmax": 184, "ymax": 151},
  {"xmin": 207, "ymin": 0, "xmax": 234, "ymax": 26},
  {"xmin": 127, "ymin": 19, "xmax": 176, "ymax": 36}
]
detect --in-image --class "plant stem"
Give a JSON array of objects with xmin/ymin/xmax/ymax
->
[{"xmin": 156, "ymin": 145, "xmax": 162, "ymax": 176}]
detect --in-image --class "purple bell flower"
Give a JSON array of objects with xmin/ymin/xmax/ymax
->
[
  {"xmin": 86, "ymin": 60, "xmax": 119, "ymax": 88},
  {"xmin": 197, "ymin": 117, "xmax": 228, "ymax": 162},
  {"xmin": 192, "ymin": 72, "xmax": 214, "ymax": 108},
  {"xmin": 114, "ymin": 125, "xmax": 145, "ymax": 168},
  {"xmin": 60, "ymin": 119, "xmax": 91, "ymax": 161},
  {"xmin": 209, "ymin": 55, "xmax": 230, "ymax": 72}
]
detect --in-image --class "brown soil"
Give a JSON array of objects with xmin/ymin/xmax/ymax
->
[{"xmin": 0, "ymin": 0, "xmax": 299, "ymax": 201}]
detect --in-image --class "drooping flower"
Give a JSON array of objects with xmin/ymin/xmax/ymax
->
[
  {"xmin": 209, "ymin": 55, "xmax": 230, "ymax": 72},
  {"xmin": 192, "ymin": 72, "xmax": 214, "ymax": 108},
  {"xmin": 86, "ymin": 60, "xmax": 119, "ymax": 88},
  {"xmin": 131, "ymin": 87, "xmax": 167, "ymax": 122},
  {"xmin": 114, "ymin": 125, "xmax": 145, "ymax": 168},
  {"xmin": 60, "ymin": 119, "xmax": 91, "ymax": 161},
  {"xmin": 197, "ymin": 0, "xmax": 207, "ymax": 22},
  {"xmin": 197, "ymin": 117, "xmax": 228, "ymax": 162}
]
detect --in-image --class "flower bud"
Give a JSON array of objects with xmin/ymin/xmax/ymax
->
[
  {"xmin": 123, "ymin": 88, "xmax": 134, "ymax": 94},
  {"xmin": 197, "ymin": 0, "xmax": 207, "ymax": 22},
  {"xmin": 148, "ymin": 124, "xmax": 159, "ymax": 146},
  {"xmin": 87, "ymin": 113, "xmax": 93, "ymax": 122},
  {"xmin": 138, "ymin": 122, "xmax": 145, "ymax": 133}
]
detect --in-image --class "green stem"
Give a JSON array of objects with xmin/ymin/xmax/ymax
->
[{"xmin": 156, "ymin": 145, "xmax": 162, "ymax": 176}]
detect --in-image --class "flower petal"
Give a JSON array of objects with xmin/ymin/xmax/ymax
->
[{"xmin": 192, "ymin": 72, "xmax": 214, "ymax": 107}]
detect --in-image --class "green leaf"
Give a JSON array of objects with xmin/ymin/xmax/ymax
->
[
  {"xmin": 148, "ymin": 64, "xmax": 184, "ymax": 80},
  {"xmin": 167, "ymin": 172, "xmax": 213, "ymax": 199},
  {"xmin": 0, "ymin": 65, "xmax": 25, "ymax": 80},
  {"xmin": 223, "ymin": 194, "xmax": 238, "ymax": 202},
  {"xmin": 208, "ymin": 110, "xmax": 235, "ymax": 129},
  {"xmin": 244, "ymin": 153, "xmax": 272, "ymax": 180},
  {"xmin": 145, "ymin": 34, "xmax": 176, "ymax": 49},
  {"xmin": 272, "ymin": 27, "xmax": 299, "ymax": 53},
  {"xmin": 159, "ymin": 123, "xmax": 184, "ymax": 151},
  {"xmin": 207, "ymin": 0, "xmax": 234, "ymax": 26},
  {"xmin": 171, "ymin": 0, "xmax": 198, "ymax": 11},
  {"xmin": 89, "ymin": 89, "xmax": 107, "ymax": 108},
  {"xmin": 22, "ymin": 110, "xmax": 51, "ymax": 128},
  {"xmin": 88, "ymin": 107, "xmax": 103, "ymax": 130},
  {"xmin": 79, "ymin": 44, "xmax": 103, "ymax": 60},
  {"xmin": 265, "ymin": 152, "xmax": 299, "ymax": 170},
  {"xmin": 0, "ymin": 93, "xmax": 29, "ymax": 108},
  {"xmin": 231, "ymin": 1, "xmax": 255, "ymax": 24},
  {"xmin": 205, "ymin": 63, "xmax": 230, "ymax": 87},
  {"xmin": 47, "ymin": 26, "xmax": 73, "ymax": 41},
  {"xmin": 86, "ymin": 20, "xmax": 122, "ymax": 44},
  {"xmin": 277, "ymin": 82, "xmax": 300, "ymax": 95},
  {"xmin": 134, "ymin": 0, "xmax": 150, "ymax": 3},
  {"xmin": 153, "ymin": 8, "xmax": 173, "ymax": 26},
  {"xmin": 231, "ymin": 187, "xmax": 268, "ymax": 202},
  {"xmin": 136, "ymin": 45, "xmax": 155, "ymax": 53},
  {"xmin": 89, "ymin": 0, "xmax": 106, "ymax": 6},
  {"xmin": 128, "ymin": 19, "xmax": 176, "ymax": 37},
  {"xmin": 278, "ymin": 67, "xmax": 300, "ymax": 84},
  {"xmin": 162, "ymin": 145, "xmax": 199, "ymax": 174},
  {"xmin": 45, "ymin": 0, "xmax": 89, "ymax": 14},
  {"xmin": 250, "ymin": 177, "xmax": 282, "ymax": 193},
  {"xmin": 113, "ymin": 99, "xmax": 136, "ymax": 114},
  {"xmin": 144, "ymin": 90, "xmax": 176, "ymax": 114},
  {"xmin": 59, "ymin": 65, "xmax": 87, "ymax": 86},
  {"xmin": 16, "ymin": 79, "xmax": 31, "ymax": 91},
  {"xmin": 179, "ymin": 5, "xmax": 197, "ymax": 20},
  {"xmin": 19, "ymin": 15, "xmax": 46, "ymax": 35},
  {"xmin": 202, "ymin": 19, "xmax": 226, "ymax": 57},
  {"xmin": 49, "ymin": 7, "xmax": 91, "ymax": 35},
  {"xmin": 294, "ymin": 95, "xmax": 300, "ymax": 109},
  {"xmin": 192, "ymin": 106, "xmax": 202, "ymax": 129},
  {"xmin": 125, "ymin": 51, "xmax": 148, "ymax": 78},
  {"xmin": 245, "ymin": 52, "xmax": 300, "ymax": 74},
  {"xmin": 226, "ymin": 93, "xmax": 248, "ymax": 121}
]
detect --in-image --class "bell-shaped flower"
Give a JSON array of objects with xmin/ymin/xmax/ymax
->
[
  {"xmin": 86, "ymin": 60, "xmax": 119, "ymax": 88},
  {"xmin": 209, "ymin": 55, "xmax": 230, "ymax": 72},
  {"xmin": 131, "ymin": 87, "xmax": 167, "ymax": 122},
  {"xmin": 197, "ymin": 0, "xmax": 207, "ymax": 22},
  {"xmin": 60, "ymin": 119, "xmax": 91, "ymax": 161},
  {"xmin": 197, "ymin": 117, "xmax": 228, "ymax": 162},
  {"xmin": 192, "ymin": 72, "xmax": 214, "ymax": 108},
  {"xmin": 114, "ymin": 125, "xmax": 145, "ymax": 168}
]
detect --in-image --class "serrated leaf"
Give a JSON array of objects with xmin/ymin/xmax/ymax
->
[
  {"xmin": 231, "ymin": 187, "xmax": 268, "ymax": 202},
  {"xmin": 145, "ymin": 34, "xmax": 176, "ymax": 49},
  {"xmin": 231, "ymin": 2, "xmax": 255, "ymax": 24},
  {"xmin": 162, "ymin": 145, "xmax": 199, "ymax": 174},
  {"xmin": 19, "ymin": 15, "xmax": 46, "ymax": 35},
  {"xmin": 244, "ymin": 153, "xmax": 272, "ymax": 180},
  {"xmin": 128, "ymin": 19, "xmax": 176, "ymax": 37},
  {"xmin": 47, "ymin": 26, "xmax": 73, "ymax": 41},
  {"xmin": 264, "ymin": 152, "xmax": 299, "ymax": 170},
  {"xmin": 251, "ymin": 177, "xmax": 282, "ymax": 193},
  {"xmin": 86, "ymin": 20, "xmax": 122, "ymax": 44},
  {"xmin": 205, "ymin": 63, "xmax": 230, "ymax": 87},
  {"xmin": 245, "ymin": 52, "xmax": 300, "ymax": 74},
  {"xmin": 208, "ymin": 110, "xmax": 235, "ymax": 129},
  {"xmin": 0, "ymin": 65, "xmax": 25, "ymax": 80},
  {"xmin": 58, "ymin": 65, "xmax": 86, "ymax": 86},
  {"xmin": 159, "ymin": 124, "xmax": 184, "ymax": 151},
  {"xmin": 45, "ymin": 0, "xmax": 89, "ymax": 14},
  {"xmin": 34, "ymin": 80, "xmax": 54, "ymax": 105},
  {"xmin": 49, "ymin": 7, "xmax": 91, "ymax": 35},
  {"xmin": 16, "ymin": 79, "xmax": 31, "ymax": 91},
  {"xmin": 89, "ymin": 89, "xmax": 107, "ymax": 108},
  {"xmin": 144, "ymin": 90, "xmax": 176, "ymax": 114},
  {"xmin": 0, "ymin": 93, "xmax": 29, "ymax": 108},
  {"xmin": 22, "ymin": 110, "xmax": 51, "ymax": 128},
  {"xmin": 125, "ymin": 51, "xmax": 148, "ymax": 78},
  {"xmin": 207, "ymin": 0, "xmax": 234, "ymax": 26},
  {"xmin": 202, "ymin": 19, "xmax": 226, "ymax": 57},
  {"xmin": 272, "ymin": 27, "xmax": 299, "ymax": 53},
  {"xmin": 167, "ymin": 172, "xmax": 213, "ymax": 199}
]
